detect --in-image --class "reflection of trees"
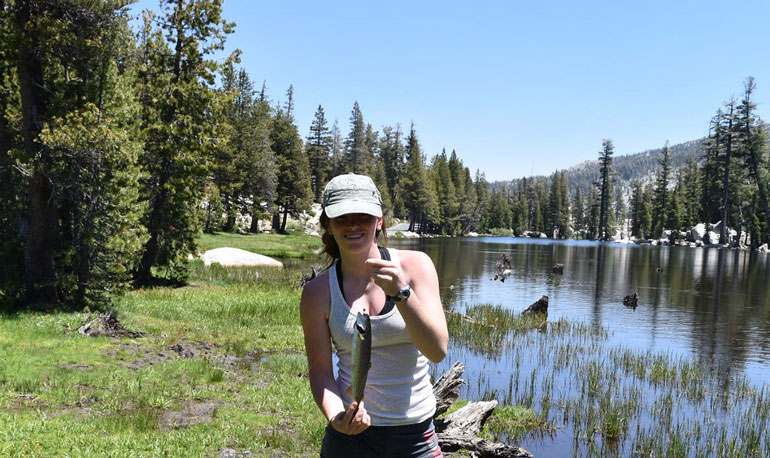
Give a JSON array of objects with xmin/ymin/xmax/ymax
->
[{"xmin": 396, "ymin": 237, "xmax": 770, "ymax": 378}]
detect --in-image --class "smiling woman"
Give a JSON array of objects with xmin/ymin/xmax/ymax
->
[{"xmin": 300, "ymin": 173, "xmax": 448, "ymax": 457}]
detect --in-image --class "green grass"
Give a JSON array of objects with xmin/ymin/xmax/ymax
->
[
  {"xmin": 197, "ymin": 231, "xmax": 323, "ymax": 259},
  {"xmin": 0, "ymin": 233, "xmax": 327, "ymax": 457}
]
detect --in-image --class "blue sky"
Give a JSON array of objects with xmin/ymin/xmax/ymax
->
[{"xmin": 129, "ymin": 0, "xmax": 770, "ymax": 181}]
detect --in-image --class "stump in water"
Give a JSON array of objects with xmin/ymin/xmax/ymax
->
[
  {"xmin": 433, "ymin": 362, "xmax": 532, "ymax": 458},
  {"xmin": 78, "ymin": 312, "xmax": 145, "ymax": 338},
  {"xmin": 298, "ymin": 264, "xmax": 323, "ymax": 288},
  {"xmin": 493, "ymin": 254, "xmax": 512, "ymax": 282},
  {"xmin": 623, "ymin": 292, "xmax": 638, "ymax": 309},
  {"xmin": 522, "ymin": 295, "xmax": 548, "ymax": 315}
]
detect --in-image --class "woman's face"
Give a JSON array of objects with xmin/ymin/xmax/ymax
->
[{"xmin": 328, "ymin": 213, "xmax": 382, "ymax": 252}]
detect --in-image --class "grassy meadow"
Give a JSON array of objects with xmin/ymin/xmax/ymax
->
[{"xmin": 1, "ymin": 232, "xmax": 325, "ymax": 457}]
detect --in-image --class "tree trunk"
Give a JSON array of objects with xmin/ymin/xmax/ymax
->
[
  {"xmin": 24, "ymin": 172, "xmax": 59, "ymax": 304},
  {"xmin": 720, "ymin": 108, "xmax": 734, "ymax": 245},
  {"xmin": 249, "ymin": 203, "xmax": 260, "ymax": 233},
  {"xmin": 135, "ymin": 187, "xmax": 168, "ymax": 286},
  {"xmin": 16, "ymin": 1, "xmax": 60, "ymax": 305}
]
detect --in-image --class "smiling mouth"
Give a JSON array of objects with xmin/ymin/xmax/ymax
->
[{"xmin": 344, "ymin": 233, "xmax": 364, "ymax": 240}]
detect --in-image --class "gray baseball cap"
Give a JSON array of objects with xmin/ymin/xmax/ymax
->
[{"xmin": 322, "ymin": 174, "xmax": 383, "ymax": 218}]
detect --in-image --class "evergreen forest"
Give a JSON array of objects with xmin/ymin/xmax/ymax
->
[{"xmin": 1, "ymin": 0, "xmax": 769, "ymax": 311}]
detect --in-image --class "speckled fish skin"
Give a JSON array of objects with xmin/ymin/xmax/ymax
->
[{"xmin": 351, "ymin": 312, "xmax": 371, "ymax": 403}]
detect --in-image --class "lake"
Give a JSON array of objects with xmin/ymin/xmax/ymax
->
[{"xmin": 390, "ymin": 236, "xmax": 770, "ymax": 457}]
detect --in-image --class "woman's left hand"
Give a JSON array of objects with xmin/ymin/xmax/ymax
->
[{"xmin": 365, "ymin": 258, "xmax": 406, "ymax": 297}]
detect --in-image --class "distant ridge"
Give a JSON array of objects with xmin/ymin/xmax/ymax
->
[
  {"xmin": 491, "ymin": 137, "xmax": 705, "ymax": 197},
  {"xmin": 564, "ymin": 138, "xmax": 704, "ymax": 195}
]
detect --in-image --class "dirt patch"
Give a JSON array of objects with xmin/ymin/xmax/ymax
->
[
  {"xmin": 217, "ymin": 449, "xmax": 254, "ymax": 457},
  {"xmin": 159, "ymin": 400, "xmax": 223, "ymax": 430},
  {"xmin": 61, "ymin": 363, "xmax": 91, "ymax": 370},
  {"xmin": 78, "ymin": 312, "xmax": 146, "ymax": 338}
]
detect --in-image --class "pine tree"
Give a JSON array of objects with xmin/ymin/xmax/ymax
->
[
  {"xmin": 596, "ymin": 139, "xmax": 615, "ymax": 241},
  {"xmin": 6, "ymin": 0, "xmax": 146, "ymax": 306},
  {"xmin": 242, "ymin": 81, "xmax": 277, "ymax": 233},
  {"xmin": 548, "ymin": 171, "xmax": 570, "ymax": 238},
  {"xmin": 680, "ymin": 156, "xmax": 701, "ymax": 229},
  {"xmin": 0, "ymin": 0, "xmax": 23, "ymax": 303},
  {"xmin": 629, "ymin": 181, "xmax": 644, "ymax": 238},
  {"xmin": 614, "ymin": 185, "xmax": 627, "ymax": 238},
  {"xmin": 718, "ymin": 100, "xmax": 738, "ymax": 244},
  {"xmin": 572, "ymin": 187, "xmax": 585, "ymax": 235},
  {"xmin": 343, "ymin": 101, "xmax": 370, "ymax": 173},
  {"xmin": 306, "ymin": 105, "xmax": 332, "ymax": 202},
  {"xmin": 271, "ymin": 107, "xmax": 312, "ymax": 233},
  {"xmin": 701, "ymin": 111, "xmax": 724, "ymax": 224},
  {"xmin": 329, "ymin": 119, "xmax": 344, "ymax": 178},
  {"xmin": 474, "ymin": 170, "xmax": 490, "ymax": 233},
  {"xmin": 737, "ymin": 77, "xmax": 770, "ymax": 245},
  {"xmin": 135, "ymin": 0, "xmax": 235, "ymax": 285},
  {"xmin": 215, "ymin": 63, "xmax": 249, "ymax": 231},
  {"xmin": 380, "ymin": 125, "xmax": 405, "ymax": 217},
  {"xmin": 431, "ymin": 150, "xmax": 458, "ymax": 235},
  {"xmin": 399, "ymin": 124, "xmax": 436, "ymax": 233},
  {"xmin": 652, "ymin": 142, "xmax": 672, "ymax": 237}
]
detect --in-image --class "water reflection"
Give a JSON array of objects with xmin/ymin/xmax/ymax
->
[{"xmin": 392, "ymin": 237, "xmax": 770, "ymax": 384}]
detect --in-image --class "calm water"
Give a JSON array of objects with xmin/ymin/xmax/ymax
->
[{"xmin": 390, "ymin": 237, "xmax": 770, "ymax": 455}]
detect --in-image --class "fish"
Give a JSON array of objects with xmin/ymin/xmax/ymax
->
[{"xmin": 351, "ymin": 312, "xmax": 372, "ymax": 403}]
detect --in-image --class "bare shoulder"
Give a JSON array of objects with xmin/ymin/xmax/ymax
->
[
  {"xmin": 300, "ymin": 270, "xmax": 331, "ymax": 315},
  {"xmin": 392, "ymin": 249, "xmax": 436, "ymax": 277}
]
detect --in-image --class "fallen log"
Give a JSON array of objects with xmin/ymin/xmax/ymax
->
[
  {"xmin": 432, "ymin": 361, "xmax": 465, "ymax": 417},
  {"xmin": 433, "ymin": 362, "xmax": 532, "ymax": 457},
  {"xmin": 439, "ymin": 435, "xmax": 532, "ymax": 458}
]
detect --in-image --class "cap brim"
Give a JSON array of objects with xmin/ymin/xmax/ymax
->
[{"xmin": 324, "ymin": 201, "xmax": 382, "ymax": 218}]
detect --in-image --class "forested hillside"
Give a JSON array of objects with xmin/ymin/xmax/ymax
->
[{"xmin": 564, "ymin": 138, "xmax": 704, "ymax": 195}]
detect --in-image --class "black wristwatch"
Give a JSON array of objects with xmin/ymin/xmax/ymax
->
[{"xmin": 394, "ymin": 284, "xmax": 411, "ymax": 302}]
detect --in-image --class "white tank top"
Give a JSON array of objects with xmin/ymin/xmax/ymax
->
[{"xmin": 328, "ymin": 248, "xmax": 436, "ymax": 426}]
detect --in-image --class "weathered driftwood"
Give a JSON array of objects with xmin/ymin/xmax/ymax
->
[
  {"xmin": 78, "ymin": 312, "xmax": 145, "ymax": 338},
  {"xmin": 441, "ymin": 400, "xmax": 497, "ymax": 436},
  {"xmin": 432, "ymin": 361, "xmax": 465, "ymax": 417},
  {"xmin": 433, "ymin": 362, "xmax": 532, "ymax": 458},
  {"xmin": 522, "ymin": 295, "xmax": 548, "ymax": 315},
  {"xmin": 439, "ymin": 436, "xmax": 532, "ymax": 458}
]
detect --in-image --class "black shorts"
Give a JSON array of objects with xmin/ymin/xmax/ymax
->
[{"xmin": 320, "ymin": 417, "xmax": 443, "ymax": 458}]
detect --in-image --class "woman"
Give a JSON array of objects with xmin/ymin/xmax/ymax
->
[{"xmin": 300, "ymin": 173, "xmax": 448, "ymax": 457}]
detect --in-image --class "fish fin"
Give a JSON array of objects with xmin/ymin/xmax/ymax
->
[{"xmin": 345, "ymin": 385, "xmax": 352, "ymax": 396}]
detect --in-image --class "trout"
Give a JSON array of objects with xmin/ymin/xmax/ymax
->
[{"xmin": 351, "ymin": 312, "xmax": 372, "ymax": 403}]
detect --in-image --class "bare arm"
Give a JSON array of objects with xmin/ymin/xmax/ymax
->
[
  {"xmin": 366, "ymin": 250, "xmax": 448, "ymax": 362},
  {"xmin": 299, "ymin": 275, "xmax": 370, "ymax": 434}
]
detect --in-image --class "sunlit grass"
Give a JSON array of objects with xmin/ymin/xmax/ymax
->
[
  {"xmin": 0, "ymin": 234, "xmax": 323, "ymax": 457},
  {"xmin": 196, "ymin": 231, "xmax": 322, "ymax": 259}
]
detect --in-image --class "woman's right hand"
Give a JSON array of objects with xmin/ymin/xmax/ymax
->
[{"xmin": 329, "ymin": 401, "xmax": 371, "ymax": 435}]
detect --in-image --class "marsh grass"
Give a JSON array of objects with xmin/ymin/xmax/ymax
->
[{"xmin": 443, "ymin": 302, "xmax": 770, "ymax": 457}]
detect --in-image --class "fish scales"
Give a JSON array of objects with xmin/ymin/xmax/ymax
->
[{"xmin": 351, "ymin": 312, "xmax": 371, "ymax": 402}]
